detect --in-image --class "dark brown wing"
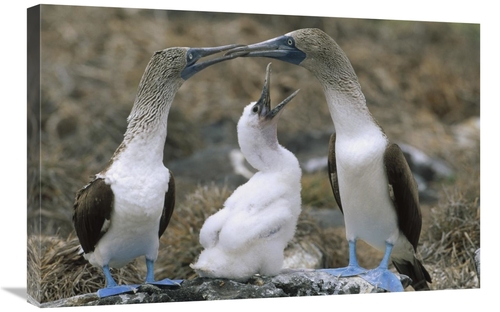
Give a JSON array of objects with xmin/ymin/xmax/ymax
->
[
  {"xmin": 158, "ymin": 170, "xmax": 175, "ymax": 238},
  {"xmin": 383, "ymin": 143, "xmax": 422, "ymax": 250},
  {"xmin": 328, "ymin": 133, "xmax": 343, "ymax": 213},
  {"xmin": 72, "ymin": 178, "xmax": 113, "ymax": 254}
]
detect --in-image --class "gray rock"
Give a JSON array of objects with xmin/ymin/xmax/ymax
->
[
  {"xmin": 268, "ymin": 269, "xmax": 410, "ymax": 295},
  {"xmin": 399, "ymin": 143, "xmax": 453, "ymax": 180},
  {"xmin": 283, "ymin": 240, "xmax": 324, "ymax": 269},
  {"xmin": 398, "ymin": 143, "xmax": 454, "ymax": 202},
  {"xmin": 302, "ymin": 156, "xmax": 328, "ymax": 174},
  {"xmin": 38, "ymin": 270, "xmax": 412, "ymax": 307}
]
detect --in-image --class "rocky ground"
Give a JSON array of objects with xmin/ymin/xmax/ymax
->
[
  {"xmin": 35, "ymin": 270, "xmax": 413, "ymax": 307},
  {"xmin": 27, "ymin": 4, "xmax": 480, "ymax": 304}
]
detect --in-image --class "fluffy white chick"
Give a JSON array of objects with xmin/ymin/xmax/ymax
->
[{"xmin": 191, "ymin": 63, "xmax": 302, "ymax": 281}]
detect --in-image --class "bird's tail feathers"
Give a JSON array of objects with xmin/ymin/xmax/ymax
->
[{"xmin": 392, "ymin": 257, "xmax": 432, "ymax": 291}]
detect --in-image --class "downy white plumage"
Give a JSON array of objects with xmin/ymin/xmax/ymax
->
[
  {"xmin": 228, "ymin": 28, "xmax": 431, "ymax": 291},
  {"xmin": 191, "ymin": 63, "xmax": 302, "ymax": 281}
]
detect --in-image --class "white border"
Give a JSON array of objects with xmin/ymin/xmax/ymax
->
[{"xmin": 2, "ymin": 1, "xmax": 495, "ymax": 311}]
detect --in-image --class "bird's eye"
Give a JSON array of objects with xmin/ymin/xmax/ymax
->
[
  {"xmin": 287, "ymin": 38, "xmax": 293, "ymax": 46},
  {"xmin": 252, "ymin": 106, "xmax": 259, "ymax": 113},
  {"xmin": 189, "ymin": 53, "xmax": 193, "ymax": 60}
]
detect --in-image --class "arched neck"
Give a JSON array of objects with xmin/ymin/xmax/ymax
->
[
  {"xmin": 238, "ymin": 125, "xmax": 299, "ymax": 174},
  {"xmin": 321, "ymin": 82, "xmax": 383, "ymax": 140},
  {"xmin": 110, "ymin": 81, "xmax": 182, "ymax": 167}
]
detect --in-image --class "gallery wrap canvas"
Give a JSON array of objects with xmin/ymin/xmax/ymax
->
[{"xmin": 27, "ymin": 3, "xmax": 480, "ymax": 308}]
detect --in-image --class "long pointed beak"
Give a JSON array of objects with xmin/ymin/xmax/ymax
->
[
  {"xmin": 181, "ymin": 44, "xmax": 243, "ymax": 80},
  {"xmin": 255, "ymin": 63, "xmax": 273, "ymax": 118},
  {"xmin": 255, "ymin": 63, "xmax": 299, "ymax": 120},
  {"xmin": 225, "ymin": 36, "xmax": 306, "ymax": 65},
  {"xmin": 268, "ymin": 89, "xmax": 300, "ymax": 119}
]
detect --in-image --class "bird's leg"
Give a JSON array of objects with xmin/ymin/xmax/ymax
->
[
  {"xmin": 379, "ymin": 241, "xmax": 392, "ymax": 269},
  {"xmin": 319, "ymin": 239, "xmax": 368, "ymax": 277},
  {"xmin": 96, "ymin": 265, "xmax": 137, "ymax": 298},
  {"xmin": 145, "ymin": 259, "xmax": 155, "ymax": 283},
  {"xmin": 103, "ymin": 265, "xmax": 117, "ymax": 287},
  {"xmin": 346, "ymin": 240, "xmax": 362, "ymax": 269},
  {"xmin": 144, "ymin": 258, "xmax": 182, "ymax": 288},
  {"xmin": 360, "ymin": 242, "xmax": 404, "ymax": 292}
]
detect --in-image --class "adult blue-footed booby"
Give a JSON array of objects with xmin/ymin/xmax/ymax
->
[
  {"xmin": 72, "ymin": 43, "xmax": 241, "ymax": 298},
  {"xmin": 228, "ymin": 28, "xmax": 431, "ymax": 291},
  {"xmin": 190, "ymin": 63, "xmax": 301, "ymax": 281}
]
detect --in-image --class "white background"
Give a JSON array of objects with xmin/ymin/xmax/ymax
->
[{"xmin": 1, "ymin": 1, "xmax": 495, "ymax": 311}]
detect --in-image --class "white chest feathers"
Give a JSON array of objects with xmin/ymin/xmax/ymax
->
[
  {"xmin": 87, "ymin": 143, "xmax": 171, "ymax": 268},
  {"xmin": 335, "ymin": 133, "xmax": 400, "ymax": 250}
]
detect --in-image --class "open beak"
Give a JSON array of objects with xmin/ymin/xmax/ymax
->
[
  {"xmin": 181, "ymin": 43, "xmax": 244, "ymax": 80},
  {"xmin": 225, "ymin": 35, "xmax": 306, "ymax": 65},
  {"xmin": 255, "ymin": 63, "xmax": 300, "ymax": 120},
  {"xmin": 269, "ymin": 89, "xmax": 300, "ymax": 119}
]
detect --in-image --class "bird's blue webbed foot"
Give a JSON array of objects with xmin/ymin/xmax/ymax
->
[
  {"xmin": 361, "ymin": 267, "xmax": 404, "ymax": 292},
  {"xmin": 97, "ymin": 265, "xmax": 139, "ymax": 298},
  {"xmin": 147, "ymin": 278, "xmax": 183, "ymax": 287},
  {"xmin": 360, "ymin": 242, "xmax": 404, "ymax": 292},
  {"xmin": 319, "ymin": 240, "xmax": 368, "ymax": 277},
  {"xmin": 145, "ymin": 259, "xmax": 182, "ymax": 288},
  {"xmin": 320, "ymin": 265, "xmax": 368, "ymax": 277},
  {"xmin": 97, "ymin": 285, "xmax": 138, "ymax": 298}
]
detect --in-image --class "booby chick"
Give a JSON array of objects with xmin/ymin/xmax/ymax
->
[
  {"xmin": 191, "ymin": 63, "xmax": 301, "ymax": 281},
  {"xmin": 72, "ymin": 43, "xmax": 241, "ymax": 298},
  {"xmin": 227, "ymin": 28, "xmax": 431, "ymax": 291}
]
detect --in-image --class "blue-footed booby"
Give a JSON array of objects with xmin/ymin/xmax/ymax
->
[
  {"xmin": 227, "ymin": 28, "xmax": 431, "ymax": 291},
  {"xmin": 72, "ymin": 43, "xmax": 241, "ymax": 298},
  {"xmin": 191, "ymin": 63, "xmax": 301, "ymax": 281}
]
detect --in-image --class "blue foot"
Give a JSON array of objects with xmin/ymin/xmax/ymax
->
[
  {"xmin": 360, "ymin": 241, "xmax": 404, "ymax": 292},
  {"xmin": 362, "ymin": 267, "xmax": 404, "ymax": 292},
  {"xmin": 147, "ymin": 278, "xmax": 183, "ymax": 288},
  {"xmin": 145, "ymin": 258, "xmax": 182, "ymax": 288},
  {"xmin": 98, "ymin": 265, "xmax": 139, "ymax": 297},
  {"xmin": 320, "ymin": 240, "xmax": 367, "ymax": 277},
  {"xmin": 97, "ymin": 285, "xmax": 138, "ymax": 298},
  {"xmin": 319, "ymin": 265, "xmax": 368, "ymax": 277}
]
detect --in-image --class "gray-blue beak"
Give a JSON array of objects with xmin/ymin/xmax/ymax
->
[
  {"xmin": 181, "ymin": 44, "xmax": 243, "ymax": 80},
  {"xmin": 226, "ymin": 35, "xmax": 306, "ymax": 65},
  {"xmin": 254, "ymin": 63, "xmax": 299, "ymax": 120}
]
